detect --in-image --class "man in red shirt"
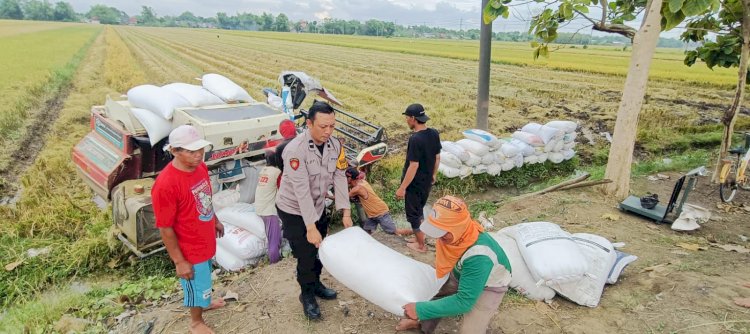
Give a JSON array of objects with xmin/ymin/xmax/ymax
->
[{"xmin": 152, "ymin": 125, "xmax": 226, "ymax": 334}]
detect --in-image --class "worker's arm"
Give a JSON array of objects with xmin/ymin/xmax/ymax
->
[
  {"xmin": 415, "ymin": 256, "xmax": 494, "ymax": 320},
  {"xmin": 433, "ymin": 154, "xmax": 441, "ymax": 184},
  {"xmin": 333, "ymin": 145, "xmax": 352, "ymax": 228},
  {"xmin": 159, "ymin": 227, "xmax": 193, "ymax": 280},
  {"xmin": 396, "ymin": 161, "xmax": 419, "ymax": 199}
]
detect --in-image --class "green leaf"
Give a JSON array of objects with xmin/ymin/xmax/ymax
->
[
  {"xmin": 662, "ymin": 9, "xmax": 685, "ymax": 30},
  {"xmin": 668, "ymin": 0, "xmax": 684, "ymax": 13},
  {"xmin": 531, "ymin": 41, "xmax": 540, "ymax": 48},
  {"xmin": 540, "ymin": 45, "xmax": 550, "ymax": 58},
  {"xmin": 490, "ymin": 0, "xmax": 503, "ymax": 9},
  {"xmin": 682, "ymin": 0, "xmax": 711, "ymax": 16},
  {"xmin": 574, "ymin": 5, "xmax": 590, "ymax": 13},
  {"xmin": 483, "ymin": 10, "xmax": 498, "ymax": 24},
  {"xmin": 501, "ymin": 7, "xmax": 510, "ymax": 18}
]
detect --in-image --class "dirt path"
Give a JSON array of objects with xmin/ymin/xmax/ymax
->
[
  {"xmin": 0, "ymin": 86, "xmax": 71, "ymax": 204},
  {"xmin": 113, "ymin": 174, "xmax": 750, "ymax": 334}
]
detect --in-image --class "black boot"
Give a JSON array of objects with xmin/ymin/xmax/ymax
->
[
  {"xmin": 299, "ymin": 291, "xmax": 321, "ymax": 320},
  {"xmin": 313, "ymin": 281, "xmax": 337, "ymax": 300}
]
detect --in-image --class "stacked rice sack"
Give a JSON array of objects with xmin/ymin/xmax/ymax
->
[
  {"xmin": 438, "ymin": 120, "xmax": 578, "ymax": 179},
  {"xmin": 439, "ymin": 129, "xmax": 524, "ymax": 178},
  {"xmin": 125, "ymin": 73, "xmax": 253, "ymax": 146},
  {"xmin": 512, "ymin": 121, "xmax": 578, "ymax": 165},
  {"xmin": 491, "ymin": 222, "xmax": 638, "ymax": 307}
]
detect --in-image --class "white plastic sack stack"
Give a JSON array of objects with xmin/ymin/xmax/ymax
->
[
  {"xmin": 491, "ymin": 231, "xmax": 556, "ymax": 301},
  {"xmin": 216, "ymin": 203, "xmax": 265, "ymax": 239},
  {"xmin": 129, "ymin": 107, "xmax": 171, "ymax": 147},
  {"xmin": 509, "ymin": 139, "xmax": 535, "ymax": 156},
  {"xmin": 511, "ymin": 131, "xmax": 544, "ymax": 147},
  {"xmin": 319, "ymin": 227, "xmax": 448, "ymax": 315},
  {"xmin": 550, "ymin": 233, "xmax": 616, "ymax": 307},
  {"xmin": 217, "ymin": 223, "xmax": 267, "ymax": 260},
  {"xmin": 521, "ymin": 123, "xmax": 564, "ymax": 144},
  {"xmin": 464, "ymin": 151, "xmax": 482, "ymax": 167},
  {"xmin": 162, "ymin": 83, "xmax": 224, "ymax": 107},
  {"xmin": 127, "ymin": 84, "xmax": 192, "ymax": 120},
  {"xmin": 487, "ymin": 164, "xmax": 502, "ymax": 176},
  {"xmin": 456, "ymin": 139, "xmax": 490, "ymax": 156},
  {"xmin": 215, "ymin": 244, "xmax": 256, "ymax": 272},
  {"xmin": 438, "ymin": 164, "xmax": 461, "ymax": 178},
  {"xmin": 440, "ymin": 151, "xmax": 462, "ymax": 169},
  {"xmin": 503, "ymin": 222, "xmax": 589, "ymax": 286},
  {"xmin": 545, "ymin": 120, "xmax": 578, "ymax": 133},
  {"xmin": 441, "ymin": 141, "xmax": 470, "ymax": 162},
  {"xmin": 499, "ymin": 142, "xmax": 521, "ymax": 158},
  {"xmin": 463, "ymin": 129, "xmax": 501, "ymax": 149},
  {"xmin": 202, "ymin": 73, "xmax": 254, "ymax": 103},
  {"xmin": 212, "ymin": 187, "xmax": 241, "ymax": 211}
]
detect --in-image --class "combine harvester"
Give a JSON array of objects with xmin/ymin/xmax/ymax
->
[{"xmin": 72, "ymin": 72, "xmax": 387, "ymax": 257}]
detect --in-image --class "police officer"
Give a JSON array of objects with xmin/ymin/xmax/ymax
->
[{"xmin": 276, "ymin": 100, "xmax": 353, "ymax": 320}]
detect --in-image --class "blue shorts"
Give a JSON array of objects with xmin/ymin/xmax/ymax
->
[{"xmin": 180, "ymin": 260, "xmax": 212, "ymax": 308}]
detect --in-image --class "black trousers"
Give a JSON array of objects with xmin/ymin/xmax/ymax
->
[
  {"xmin": 277, "ymin": 206, "xmax": 329, "ymax": 291},
  {"xmin": 405, "ymin": 184, "xmax": 431, "ymax": 230}
]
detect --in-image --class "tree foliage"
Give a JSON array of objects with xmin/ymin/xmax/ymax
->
[{"xmin": 0, "ymin": 0, "xmax": 24, "ymax": 19}]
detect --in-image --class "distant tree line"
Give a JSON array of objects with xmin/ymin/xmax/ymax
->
[{"xmin": 0, "ymin": 0, "xmax": 686, "ymax": 48}]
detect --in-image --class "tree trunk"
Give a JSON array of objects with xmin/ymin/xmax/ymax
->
[
  {"xmin": 711, "ymin": 0, "xmax": 750, "ymax": 183},
  {"xmin": 603, "ymin": 0, "xmax": 663, "ymax": 199}
]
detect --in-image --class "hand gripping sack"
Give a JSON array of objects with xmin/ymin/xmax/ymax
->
[
  {"xmin": 503, "ymin": 222, "xmax": 589, "ymax": 286},
  {"xmin": 162, "ymin": 83, "xmax": 224, "ymax": 107},
  {"xmin": 491, "ymin": 231, "xmax": 555, "ymax": 301},
  {"xmin": 319, "ymin": 227, "xmax": 447, "ymax": 315},
  {"xmin": 202, "ymin": 73, "xmax": 254, "ymax": 103},
  {"xmin": 462, "ymin": 129, "xmax": 501, "ymax": 148},
  {"xmin": 551, "ymin": 233, "xmax": 617, "ymax": 307},
  {"xmin": 127, "ymin": 84, "xmax": 191, "ymax": 120},
  {"xmin": 441, "ymin": 141, "xmax": 470, "ymax": 162},
  {"xmin": 440, "ymin": 151, "xmax": 462, "ymax": 169},
  {"xmin": 456, "ymin": 139, "xmax": 490, "ymax": 156},
  {"xmin": 216, "ymin": 203, "xmax": 265, "ymax": 239},
  {"xmin": 217, "ymin": 223, "xmax": 267, "ymax": 260}
]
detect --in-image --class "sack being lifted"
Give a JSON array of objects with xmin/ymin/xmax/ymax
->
[{"xmin": 319, "ymin": 227, "xmax": 447, "ymax": 315}]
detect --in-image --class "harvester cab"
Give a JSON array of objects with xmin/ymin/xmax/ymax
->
[
  {"xmin": 264, "ymin": 71, "xmax": 387, "ymax": 169},
  {"xmin": 72, "ymin": 72, "xmax": 387, "ymax": 257}
]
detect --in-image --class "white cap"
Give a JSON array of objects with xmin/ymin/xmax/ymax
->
[
  {"xmin": 164, "ymin": 125, "xmax": 212, "ymax": 151},
  {"xmin": 420, "ymin": 207, "xmax": 447, "ymax": 238}
]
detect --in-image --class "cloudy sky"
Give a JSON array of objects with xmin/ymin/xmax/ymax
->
[{"xmin": 65, "ymin": 0, "xmax": 541, "ymax": 32}]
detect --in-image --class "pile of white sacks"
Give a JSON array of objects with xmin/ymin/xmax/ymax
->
[
  {"xmin": 125, "ymin": 73, "xmax": 255, "ymax": 146},
  {"xmin": 491, "ymin": 222, "xmax": 638, "ymax": 307},
  {"xmin": 211, "ymin": 188, "xmax": 268, "ymax": 272},
  {"xmin": 439, "ymin": 121, "xmax": 578, "ymax": 178}
]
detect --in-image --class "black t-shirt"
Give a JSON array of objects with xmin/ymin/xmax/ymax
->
[{"xmin": 402, "ymin": 128, "xmax": 441, "ymax": 190}]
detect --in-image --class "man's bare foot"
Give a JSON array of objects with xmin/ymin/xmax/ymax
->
[
  {"xmin": 189, "ymin": 321, "xmax": 215, "ymax": 334},
  {"xmin": 395, "ymin": 318, "xmax": 420, "ymax": 331},
  {"xmin": 407, "ymin": 242, "xmax": 428, "ymax": 253},
  {"xmin": 404, "ymin": 236, "xmax": 416, "ymax": 243},
  {"xmin": 204, "ymin": 298, "xmax": 226, "ymax": 311}
]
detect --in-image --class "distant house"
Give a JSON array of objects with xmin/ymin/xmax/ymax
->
[
  {"xmin": 128, "ymin": 17, "xmax": 137, "ymax": 25},
  {"xmin": 89, "ymin": 18, "xmax": 100, "ymax": 24},
  {"xmin": 298, "ymin": 20, "xmax": 308, "ymax": 32}
]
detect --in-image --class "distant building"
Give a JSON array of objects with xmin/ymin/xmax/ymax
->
[{"xmin": 128, "ymin": 17, "xmax": 137, "ymax": 25}]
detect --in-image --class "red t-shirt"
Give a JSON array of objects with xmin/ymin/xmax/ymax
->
[{"xmin": 152, "ymin": 162, "xmax": 216, "ymax": 264}]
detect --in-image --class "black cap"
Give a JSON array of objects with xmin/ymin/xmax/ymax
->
[{"xmin": 402, "ymin": 103, "xmax": 430, "ymax": 122}]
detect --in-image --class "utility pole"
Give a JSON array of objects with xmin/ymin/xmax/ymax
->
[{"xmin": 476, "ymin": 0, "xmax": 492, "ymax": 130}]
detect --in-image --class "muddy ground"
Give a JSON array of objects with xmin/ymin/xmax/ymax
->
[{"xmin": 112, "ymin": 172, "xmax": 750, "ymax": 334}]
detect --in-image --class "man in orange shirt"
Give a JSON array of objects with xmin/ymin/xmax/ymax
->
[{"xmin": 346, "ymin": 167, "xmax": 409, "ymax": 235}]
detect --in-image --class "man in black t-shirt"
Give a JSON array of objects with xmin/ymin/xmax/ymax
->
[{"xmin": 395, "ymin": 103, "xmax": 441, "ymax": 253}]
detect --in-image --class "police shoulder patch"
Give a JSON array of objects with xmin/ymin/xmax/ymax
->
[
  {"xmin": 290, "ymin": 158, "xmax": 300, "ymax": 171},
  {"xmin": 336, "ymin": 147, "xmax": 347, "ymax": 170}
]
